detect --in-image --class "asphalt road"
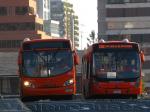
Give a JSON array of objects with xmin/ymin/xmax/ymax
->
[
  {"xmin": 25, "ymin": 99, "xmax": 150, "ymax": 112},
  {"xmin": 0, "ymin": 98, "xmax": 31, "ymax": 112},
  {"xmin": 1, "ymin": 98, "xmax": 150, "ymax": 112}
]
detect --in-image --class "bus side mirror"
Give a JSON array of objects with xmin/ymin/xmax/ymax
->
[
  {"xmin": 18, "ymin": 49, "xmax": 22, "ymax": 65},
  {"xmin": 74, "ymin": 54, "xmax": 79, "ymax": 65},
  {"xmin": 140, "ymin": 51, "xmax": 145, "ymax": 63},
  {"xmin": 73, "ymin": 50, "xmax": 79, "ymax": 65},
  {"xmin": 18, "ymin": 49, "xmax": 23, "ymax": 75}
]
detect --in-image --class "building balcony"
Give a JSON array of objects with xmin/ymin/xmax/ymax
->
[
  {"xmin": 75, "ymin": 42, "xmax": 79, "ymax": 47},
  {"xmin": 74, "ymin": 37, "xmax": 79, "ymax": 41},
  {"xmin": 0, "ymin": 15, "xmax": 37, "ymax": 23},
  {"xmin": 74, "ymin": 31, "xmax": 79, "ymax": 36}
]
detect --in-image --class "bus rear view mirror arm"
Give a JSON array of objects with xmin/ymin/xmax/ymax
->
[{"xmin": 140, "ymin": 50, "xmax": 145, "ymax": 63}]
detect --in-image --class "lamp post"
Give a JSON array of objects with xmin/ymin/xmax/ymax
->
[
  {"xmin": 79, "ymin": 24, "xmax": 85, "ymax": 50},
  {"xmin": 79, "ymin": 31, "xmax": 83, "ymax": 50}
]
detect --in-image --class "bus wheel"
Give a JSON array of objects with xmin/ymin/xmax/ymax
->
[
  {"xmin": 19, "ymin": 91, "xmax": 26, "ymax": 102},
  {"xmin": 83, "ymin": 88, "xmax": 88, "ymax": 99},
  {"xmin": 20, "ymin": 92, "xmax": 32, "ymax": 102},
  {"xmin": 60, "ymin": 95, "xmax": 73, "ymax": 100},
  {"xmin": 67, "ymin": 95, "xmax": 74, "ymax": 100},
  {"xmin": 131, "ymin": 95, "xmax": 138, "ymax": 99},
  {"xmin": 21, "ymin": 97, "xmax": 29, "ymax": 102}
]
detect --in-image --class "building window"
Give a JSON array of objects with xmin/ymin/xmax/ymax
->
[
  {"xmin": 0, "ymin": 40, "xmax": 22, "ymax": 48},
  {"xmin": 15, "ymin": 7, "xmax": 28, "ymax": 15},
  {"xmin": 107, "ymin": 7, "xmax": 150, "ymax": 17},
  {"xmin": 130, "ymin": 0, "xmax": 147, "ymax": 3},
  {"xmin": 0, "ymin": 22, "xmax": 35, "ymax": 31},
  {"xmin": 0, "ymin": 7, "xmax": 7, "ymax": 16},
  {"xmin": 107, "ymin": 0, "xmax": 124, "ymax": 4},
  {"xmin": 44, "ymin": 0, "xmax": 47, "ymax": 8},
  {"xmin": 107, "ymin": 8, "xmax": 124, "ymax": 17},
  {"xmin": 36, "ymin": 23, "xmax": 43, "ymax": 31},
  {"xmin": 107, "ymin": 21, "xmax": 150, "ymax": 30}
]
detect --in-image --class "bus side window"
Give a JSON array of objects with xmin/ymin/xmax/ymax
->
[
  {"xmin": 82, "ymin": 58, "xmax": 86, "ymax": 79},
  {"xmin": 81, "ymin": 58, "xmax": 85, "ymax": 78},
  {"xmin": 85, "ymin": 61, "xmax": 88, "ymax": 79},
  {"xmin": 86, "ymin": 62, "xmax": 89, "ymax": 79}
]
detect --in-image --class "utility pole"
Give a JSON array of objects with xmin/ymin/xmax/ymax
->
[{"xmin": 79, "ymin": 24, "xmax": 85, "ymax": 50}]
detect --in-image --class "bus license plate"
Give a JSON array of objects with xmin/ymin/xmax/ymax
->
[
  {"xmin": 107, "ymin": 72, "xmax": 116, "ymax": 78},
  {"xmin": 113, "ymin": 90, "xmax": 121, "ymax": 94}
]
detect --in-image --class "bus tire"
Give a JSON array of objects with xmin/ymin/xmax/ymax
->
[{"xmin": 131, "ymin": 95, "xmax": 138, "ymax": 99}]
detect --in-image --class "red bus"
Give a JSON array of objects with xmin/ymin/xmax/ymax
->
[
  {"xmin": 18, "ymin": 38, "xmax": 79, "ymax": 101},
  {"xmin": 82, "ymin": 39, "xmax": 145, "ymax": 99}
]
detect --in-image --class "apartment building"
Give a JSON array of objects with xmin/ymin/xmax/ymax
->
[
  {"xmin": 50, "ymin": 20, "xmax": 60, "ymax": 37},
  {"xmin": 50, "ymin": 0, "xmax": 79, "ymax": 49},
  {"xmin": 37, "ymin": 0, "xmax": 51, "ymax": 35},
  {"xmin": 98, "ymin": 0, "xmax": 150, "ymax": 81},
  {"xmin": 0, "ymin": 0, "xmax": 50, "ymax": 51}
]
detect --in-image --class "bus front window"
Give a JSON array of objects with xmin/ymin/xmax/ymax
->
[
  {"xmin": 93, "ymin": 50, "xmax": 140, "ymax": 79},
  {"xmin": 23, "ymin": 50, "xmax": 73, "ymax": 77}
]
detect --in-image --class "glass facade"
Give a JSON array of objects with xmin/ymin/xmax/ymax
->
[
  {"xmin": 51, "ymin": 0, "xmax": 65, "ymax": 37},
  {"xmin": 51, "ymin": 20, "xmax": 60, "ymax": 37}
]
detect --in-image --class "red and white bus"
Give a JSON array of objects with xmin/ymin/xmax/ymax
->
[
  {"xmin": 82, "ymin": 39, "xmax": 145, "ymax": 98},
  {"xmin": 18, "ymin": 38, "xmax": 79, "ymax": 101}
]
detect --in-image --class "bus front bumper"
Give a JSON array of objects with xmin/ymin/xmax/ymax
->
[
  {"xmin": 22, "ymin": 85, "xmax": 75, "ymax": 97},
  {"xmin": 91, "ymin": 83, "xmax": 141, "ymax": 96}
]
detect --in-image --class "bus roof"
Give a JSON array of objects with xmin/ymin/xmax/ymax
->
[
  {"xmin": 23, "ymin": 38, "xmax": 71, "ymax": 43},
  {"xmin": 21, "ymin": 38, "xmax": 72, "ymax": 50},
  {"xmin": 83, "ymin": 39, "xmax": 140, "ymax": 56}
]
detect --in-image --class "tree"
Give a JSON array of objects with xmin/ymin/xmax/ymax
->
[
  {"xmin": 87, "ymin": 30, "xmax": 97, "ymax": 47},
  {"xmin": 90, "ymin": 30, "xmax": 95, "ymax": 43}
]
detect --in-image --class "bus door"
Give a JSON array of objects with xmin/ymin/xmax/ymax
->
[{"xmin": 85, "ymin": 60, "xmax": 92, "ymax": 97}]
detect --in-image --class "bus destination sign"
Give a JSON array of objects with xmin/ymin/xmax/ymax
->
[{"xmin": 99, "ymin": 44, "xmax": 133, "ymax": 49}]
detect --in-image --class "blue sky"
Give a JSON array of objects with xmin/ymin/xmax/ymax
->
[{"xmin": 70, "ymin": 0, "xmax": 97, "ymax": 49}]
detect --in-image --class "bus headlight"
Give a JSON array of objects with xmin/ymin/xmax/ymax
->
[
  {"xmin": 23, "ymin": 81, "xmax": 34, "ymax": 88},
  {"xmin": 64, "ymin": 79, "xmax": 74, "ymax": 86}
]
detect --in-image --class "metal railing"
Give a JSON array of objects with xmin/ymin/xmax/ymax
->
[
  {"xmin": 0, "ymin": 75, "xmax": 19, "ymax": 98},
  {"xmin": 0, "ymin": 74, "xmax": 82, "ymax": 98}
]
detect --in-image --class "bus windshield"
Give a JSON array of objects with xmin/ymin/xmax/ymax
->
[
  {"xmin": 22, "ymin": 50, "xmax": 73, "ymax": 77},
  {"xmin": 93, "ymin": 49, "xmax": 140, "ymax": 80}
]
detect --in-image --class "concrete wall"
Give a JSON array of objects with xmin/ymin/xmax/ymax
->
[{"xmin": 0, "ymin": 52, "xmax": 18, "ymax": 75}]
